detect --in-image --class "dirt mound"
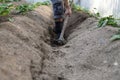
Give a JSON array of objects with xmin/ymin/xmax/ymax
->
[
  {"xmin": 43, "ymin": 12, "xmax": 120, "ymax": 80},
  {"xmin": 0, "ymin": 5, "xmax": 120, "ymax": 80},
  {"xmin": 0, "ymin": 6, "xmax": 53, "ymax": 80}
]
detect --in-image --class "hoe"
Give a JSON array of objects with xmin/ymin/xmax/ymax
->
[{"xmin": 55, "ymin": 0, "xmax": 73, "ymax": 45}]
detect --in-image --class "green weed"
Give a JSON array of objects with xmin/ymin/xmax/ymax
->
[
  {"xmin": 0, "ymin": 3, "xmax": 14, "ymax": 16},
  {"xmin": 72, "ymin": 4, "xmax": 81, "ymax": 11},
  {"xmin": 97, "ymin": 16, "xmax": 118, "ymax": 28},
  {"xmin": 0, "ymin": 0, "xmax": 20, "ymax": 3},
  {"xmin": 111, "ymin": 29, "xmax": 120, "ymax": 41},
  {"xmin": 34, "ymin": 1, "xmax": 51, "ymax": 7},
  {"xmin": 16, "ymin": 4, "xmax": 35, "ymax": 14}
]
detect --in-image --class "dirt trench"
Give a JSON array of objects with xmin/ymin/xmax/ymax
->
[{"xmin": 0, "ymin": 6, "xmax": 120, "ymax": 80}]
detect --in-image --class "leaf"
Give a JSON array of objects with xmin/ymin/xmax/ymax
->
[
  {"xmin": 98, "ymin": 16, "xmax": 118, "ymax": 28},
  {"xmin": 110, "ymin": 34, "xmax": 120, "ymax": 41},
  {"xmin": 97, "ymin": 19, "xmax": 108, "ymax": 28},
  {"xmin": 1, "ymin": 10, "xmax": 10, "ymax": 16},
  {"xmin": 8, "ymin": 17, "xmax": 14, "ymax": 22}
]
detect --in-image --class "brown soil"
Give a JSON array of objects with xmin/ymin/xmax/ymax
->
[{"xmin": 0, "ymin": 5, "xmax": 120, "ymax": 80}]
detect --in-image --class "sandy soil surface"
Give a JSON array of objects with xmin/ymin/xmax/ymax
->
[{"xmin": 0, "ymin": 5, "xmax": 120, "ymax": 80}]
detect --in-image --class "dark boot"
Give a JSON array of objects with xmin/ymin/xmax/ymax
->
[{"xmin": 54, "ymin": 21, "xmax": 64, "ymax": 39}]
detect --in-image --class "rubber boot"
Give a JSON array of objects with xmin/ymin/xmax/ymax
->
[{"xmin": 54, "ymin": 21, "xmax": 64, "ymax": 39}]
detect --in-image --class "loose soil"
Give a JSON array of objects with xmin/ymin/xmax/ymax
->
[{"xmin": 0, "ymin": 5, "xmax": 120, "ymax": 80}]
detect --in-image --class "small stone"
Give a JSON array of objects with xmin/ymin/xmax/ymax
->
[
  {"xmin": 113, "ymin": 61, "xmax": 119, "ymax": 66},
  {"xmin": 103, "ymin": 60, "xmax": 107, "ymax": 64},
  {"xmin": 64, "ymin": 45, "xmax": 70, "ymax": 48}
]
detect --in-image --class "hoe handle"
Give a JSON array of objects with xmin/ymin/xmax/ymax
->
[
  {"xmin": 58, "ymin": 16, "xmax": 69, "ymax": 40},
  {"xmin": 58, "ymin": 0, "xmax": 73, "ymax": 41}
]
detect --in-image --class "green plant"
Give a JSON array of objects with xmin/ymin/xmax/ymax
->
[
  {"xmin": 40, "ymin": 1, "xmax": 51, "ymax": 6},
  {"xmin": 111, "ymin": 29, "xmax": 120, "ymax": 41},
  {"xmin": 33, "ymin": 1, "xmax": 51, "ymax": 7},
  {"xmin": 97, "ymin": 16, "xmax": 118, "ymax": 28},
  {"xmin": 16, "ymin": 4, "xmax": 35, "ymax": 14},
  {"xmin": 0, "ymin": 0, "xmax": 20, "ymax": 3},
  {"xmin": 72, "ymin": 3, "xmax": 81, "ymax": 11},
  {"xmin": 97, "ymin": 16, "xmax": 120, "ymax": 41},
  {"xmin": 15, "ymin": 1, "xmax": 51, "ymax": 14},
  {"xmin": 0, "ymin": 3, "xmax": 14, "ymax": 16}
]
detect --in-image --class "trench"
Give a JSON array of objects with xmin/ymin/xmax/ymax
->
[
  {"xmin": 28, "ymin": 10, "xmax": 89, "ymax": 80},
  {"xmin": 29, "ymin": 8, "xmax": 120, "ymax": 80},
  {"xmin": 0, "ymin": 6, "xmax": 120, "ymax": 80}
]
